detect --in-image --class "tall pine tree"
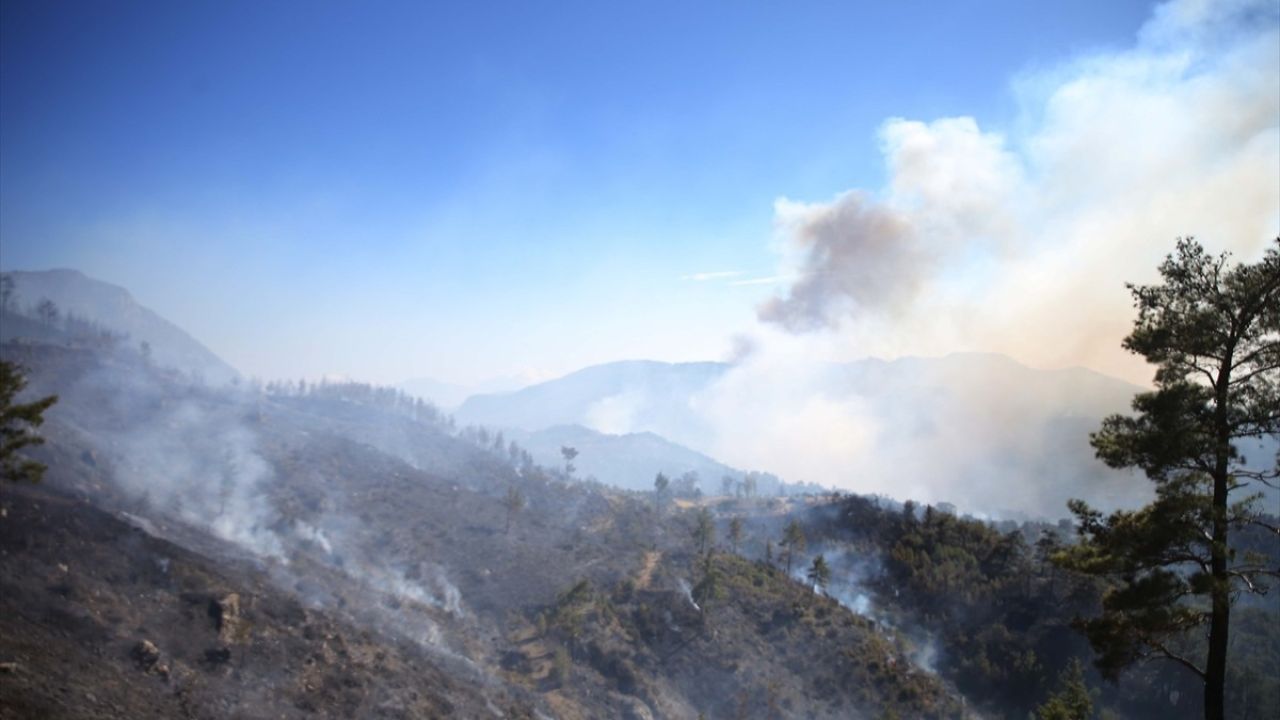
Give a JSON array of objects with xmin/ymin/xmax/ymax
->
[{"xmin": 1059, "ymin": 238, "xmax": 1279, "ymax": 720}]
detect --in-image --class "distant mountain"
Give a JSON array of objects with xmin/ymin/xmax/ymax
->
[
  {"xmin": 457, "ymin": 354, "xmax": 1159, "ymax": 518},
  {"xmin": 1, "ymin": 269, "xmax": 238, "ymax": 383},
  {"xmin": 510, "ymin": 424, "xmax": 745, "ymax": 493},
  {"xmin": 397, "ymin": 374, "xmax": 531, "ymax": 410},
  {"xmin": 457, "ymin": 360, "xmax": 729, "ymax": 446}
]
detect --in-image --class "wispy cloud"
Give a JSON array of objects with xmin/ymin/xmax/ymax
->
[
  {"xmin": 679, "ymin": 270, "xmax": 743, "ymax": 282},
  {"xmin": 730, "ymin": 275, "xmax": 787, "ymax": 286}
]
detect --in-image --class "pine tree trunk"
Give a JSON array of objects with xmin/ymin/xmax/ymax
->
[
  {"xmin": 1204, "ymin": 364, "xmax": 1233, "ymax": 720},
  {"xmin": 1205, "ymin": 468, "xmax": 1228, "ymax": 720}
]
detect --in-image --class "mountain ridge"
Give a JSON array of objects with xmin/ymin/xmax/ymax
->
[{"xmin": 1, "ymin": 268, "xmax": 239, "ymax": 384}]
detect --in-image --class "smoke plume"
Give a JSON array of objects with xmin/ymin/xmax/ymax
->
[
  {"xmin": 674, "ymin": 0, "xmax": 1280, "ymax": 514},
  {"xmin": 758, "ymin": 0, "xmax": 1278, "ymax": 385}
]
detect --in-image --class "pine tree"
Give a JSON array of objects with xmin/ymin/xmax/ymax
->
[
  {"xmin": 35, "ymin": 298, "xmax": 59, "ymax": 327},
  {"xmin": 653, "ymin": 472, "xmax": 670, "ymax": 513},
  {"xmin": 728, "ymin": 516, "xmax": 744, "ymax": 554},
  {"xmin": 1034, "ymin": 659, "xmax": 1094, "ymax": 720},
  {"xmin": 0, "ymin": 360, "xmax": 58, "ymax": 484},
  {"xmin": 503, "ymin": 485, "xmax": 525, "ymax": 535},
  {"xmin": 560, "ymin": 446, "xmax": 578, "ymax": 479},
  {"xmin": 782, "ymin": 519, "xmax": 806, "ymax": 575},
  {"xmin": 692, "ymin": 553, "xmax": 724, "ymax": 618},
  {"xmin": 1059, "ymin": 238, "xmax": 1279, "ymax": 720},
  {"xmin": 692, "ymin": 507, "xmax": 715, "ymax": 555},
  {"xmin": 806, "ymin": 554, "xmax": 831, "ymax": 593}
]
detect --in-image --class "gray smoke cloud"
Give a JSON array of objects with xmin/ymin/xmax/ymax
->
[{"xmin": 757, "ymin": 193, "xmax": 922, "ymax": 332}]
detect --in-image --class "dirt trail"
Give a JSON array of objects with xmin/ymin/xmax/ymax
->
[{"xmin": 635, "ymin": 551, "xmax": 662, "ymax": 590}]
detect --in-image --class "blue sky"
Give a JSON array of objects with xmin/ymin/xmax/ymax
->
[{"xmin": 0, "ymin": 1, "xmax": 1178, "ymax": 383}]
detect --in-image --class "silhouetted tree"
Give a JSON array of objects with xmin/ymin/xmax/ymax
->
[
  {"xmin": 807, "ymin": 554, "xmax": 831, "ymax": 593},
  {"xmin": 721, "ymin": 475, "xmax": 735, "ymax": 496},
  {"xmin": 728, "ymin": 516, "xmax": 744, "ymax": 554},
  {"xmin": 503, "ymin": 485, "xmax": 525, "ymax": 535},
  {"xmin": 782, "ymin": 519, "xmax": 806, "ymax": 575},
  {"xmin": 653, "ymin": 472, "xmax": 670, "ymax": 513},
  {"xmin": 1059, "ymin": 238, "xmax": 1279, "ymax": 720},
  {"xmin": 561, "ymin": 446, "xmax": 578, "ymax": 478},
  {"xmin": 902, "ymin": 499, "xmax": 918, "ymax": 527},
  {"xmin": 35, "ymin": 298, "xmax": 58, "ymax": 327},
  {"xmin": 673, "ymin": 470, "xmax": 700, "ymax": 497},
  {"xmin": 693, "ymin": 507, "xmax": 715, "ymax": 556},
  {"xmin": 0, "ymin": 360, "xmax": 58, "ymax": 483},
  {"xmin": 1036, "ymin": 530, "xmax": 1063, "ymax": 595}
]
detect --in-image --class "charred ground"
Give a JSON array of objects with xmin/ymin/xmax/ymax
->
[{"xmin": 0, "ymin": 333, "xmax": 974, "ymax": 719}]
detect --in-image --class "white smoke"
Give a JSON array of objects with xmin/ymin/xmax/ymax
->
[
  {"xmin": 294, "ymin": 520, "xmax": 334, "ymax": 555},
  {"xmin": 676, "ymin": 578, "xmax": 701, "ymax": 612},
  {"xmin": 585, "ymin": 391, "xmax": 644, "ymax": 435},
  {"xmin": 101, "ymin": 385, "xmax": 286, "ymax": 559},
  {"xmin": 701, "ymin": 0, "xmax": 1278, "ymax": 511},
  {"xmin": 355, "ymin": 563, "xmax": 466, "ymax": 617},
  {"xmin": 758, "ymin": 0, "xmax": 1277, "ymax": 384}
]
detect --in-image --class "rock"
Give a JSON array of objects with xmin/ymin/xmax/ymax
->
[
  {"xmin": 210, "ymin": 592, "xmax": 242, "ymax": 643},
  {"xmin": 609, "ymin": 692, "xmax": 655, "ymax": 720},
  {"xmin": 0, "ymin": 661, "xmax": 19, "ymax": 674},
  {"xmin": 132, "ymin": 640, "xmax": 161, "ymax": 671}
]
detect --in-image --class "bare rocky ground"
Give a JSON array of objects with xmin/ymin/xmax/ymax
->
[{"xmin": 0, "ymin": 483, "xmax": 538, "ymax": 719}]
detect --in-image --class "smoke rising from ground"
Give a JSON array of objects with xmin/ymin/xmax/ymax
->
[
  {"xmin": 83, "ymin": 367, "xmax": 287, "ymax": 560},
  {"xmin": 48, "ymin": 353, "xmax": 482, "ymax": 666}
]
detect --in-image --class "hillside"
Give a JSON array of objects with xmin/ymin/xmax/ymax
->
[
  {"xmin": 510, "ymin": 424, "xmax": 746, "ymax": 494},
  {"xmin": 0, "ymin": 483, "xmax": 535, "ymax": 720},
  {"xmin": 2, "ymin": 320, "xmax": 1277, "ymax": 718},
  {"xmin": 1, "ymin": 269, "xmax": 238, "ymax": 384},
  {"xmin": 0, "ymin": 337, "xmax": 974, "ymax": 719}
]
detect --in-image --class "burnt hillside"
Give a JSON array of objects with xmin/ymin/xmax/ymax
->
[{"xmin": 0, "ymin": 336, "xmax": 971, "ymax": 719}]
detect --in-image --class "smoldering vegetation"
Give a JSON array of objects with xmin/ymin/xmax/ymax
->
[
  {"xmin": 1, "ymin": 326, "xmax": 982, "ymax": 719},
  {"xmin": 2, "ymin": 296, "xmax": 1278, "ymax": 719},
  {"xmin": 724, "ymin": 493, "xmax": 1280, "ymax": 719}
]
